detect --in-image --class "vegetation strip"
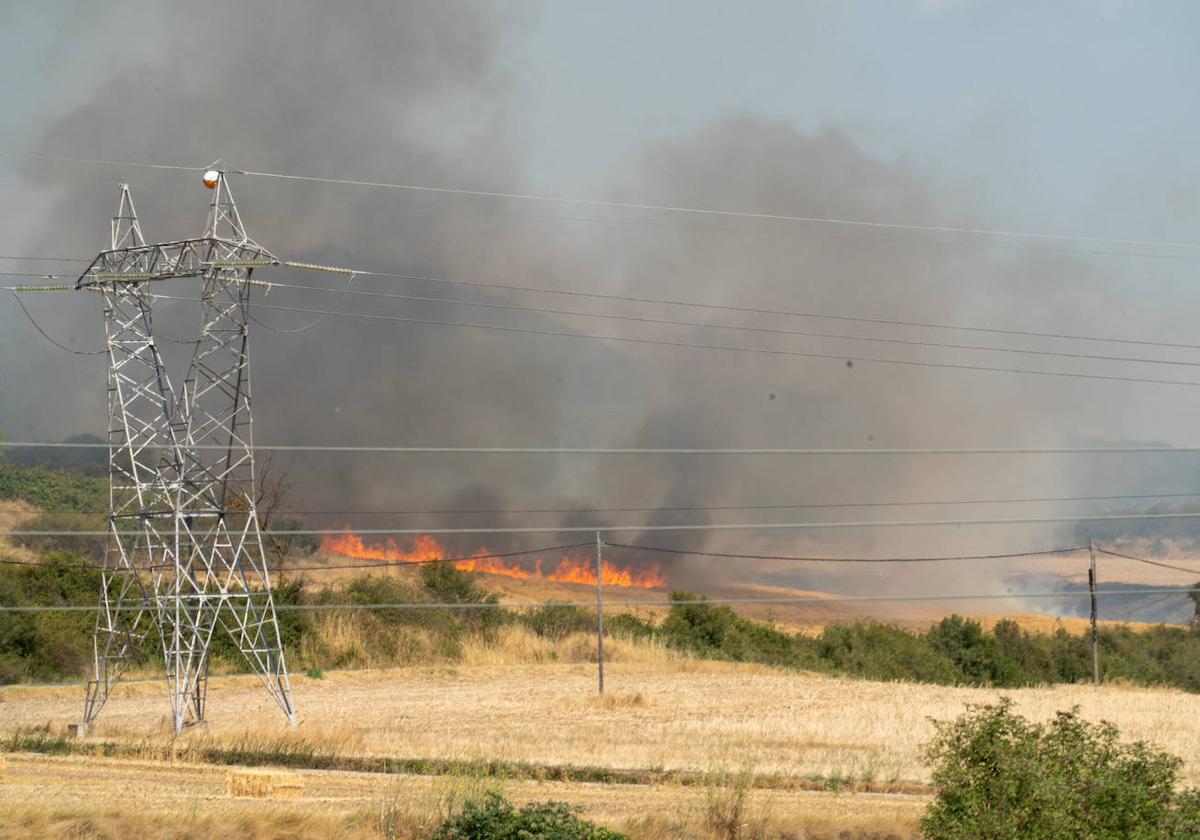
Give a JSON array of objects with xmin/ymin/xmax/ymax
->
[{"xmin": 4, "ymin": 730, "xmax": 933, "ymax": 796}]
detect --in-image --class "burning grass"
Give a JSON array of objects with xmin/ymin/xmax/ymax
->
[{"xmin": 319, "ymin": 531, "xmax": 666, "ymax": 589}]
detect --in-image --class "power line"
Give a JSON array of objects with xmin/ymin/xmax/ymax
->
[
  {"xmin": 9, "ymin": 292, "xmax": 106, "ymax": 356},
  {"xmin": 256, "ymin": 280, "xmax": 1200, "ymax": 370},
  {"xmin": 7, "ymin": 150, "xmax": 1199, "ymax": 253},
  {"xmin": 23, "ymin": 277, "xmax": 1200, "ymax": 385},
  {"xmin": 8, "ymin": 510, "xmax": 1200, "ymax": 537},
  {"xmin": 247, "ymin": 270, "xmax": 357, "ymax": 334},
  {"xmin": 1095, "ymin": 546, "xmax": 1200, "ymax": 576},
  {"xmin": 607, "ymin": 543, "xmax": 1087, "ymax": 563},
  {"xmin": 337, "ymin": 268, "xmax": 1200, "ymax": 353},
  {"xmin": 8, "ymin": 440, "xmax": 1200, "ymax": 455},
  {"xmin": 5, "ymin": 490, "xmax": 1200, "ymax": 517},
  {"xmin": 0, "ymin": 587, "xmax": 1194, "ymax": 614},
  {"xmin": 12, "ymin": 254, "xmax": 1200, "ymax": 353},
  {"xmin": 144, "ymin": 294, "xmax": 1200, "ymax": 388},
  {"xmin": 0, "ymin": 255, "xmax": 90, "ymax": 263},
  {"xmin": 0, "ymin": 541, "xmax": 594, "ymax": 572},
  {"xmin": 16, "ymin": 282, "xmax": 1200, "ymax": 384}
]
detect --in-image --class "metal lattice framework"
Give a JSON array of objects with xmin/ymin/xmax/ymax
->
[{"xmin": 81, "ymin": 173, "xmax": 296, "ymax": 733}]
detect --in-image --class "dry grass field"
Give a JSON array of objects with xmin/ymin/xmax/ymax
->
[
  {"xmin": 0, "ymin": 500, "xmax": 39, "ymax": 564},
  {"xmin": 0, "ymin": 752, "xmax": 927, "ymax": 840},
  {"xmin": 5, "ymin": 643, "xmax": 1200, "ymax": 838}
]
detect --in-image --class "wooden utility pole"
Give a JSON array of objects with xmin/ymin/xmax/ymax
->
[
  {"xmin": 595, "ymin": 532, "xmax": 605, "ymax": 695},
  {"xmin": 1089, "ymin": 539, "xmax": 1100, "ymax": 686}
]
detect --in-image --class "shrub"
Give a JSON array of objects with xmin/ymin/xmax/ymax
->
[
  {"xmin": 420, "ymin": 563, "xmax": 509, "ymax": 633},
  {"xmin": 429, "ymin": 791, "xmax": 626, "ymax": 840},
  {"xmin": 0, "ymin": 551, "xmax": 107, "ymax": 683},
  {"xmin": 818, "ymin": 621, "xmax": 959, "ymax": 683},
  {"xmin": 927, "ymin": 615, "xmax": 1023, "ymax": 686},
  {"xmin": 604, "ymin": 612, "xmax": 657, "ymax": 642},
  {"xmin": 523, "ymin": 604, "xmax": 595, "ymax": 640},
  {"xmin": 922, "ymin": 698, "xmax": 1200, "ymax": 839},
  {"xmin": 661, "ymin": 591, "xmax": 812, "ymax": 668}
]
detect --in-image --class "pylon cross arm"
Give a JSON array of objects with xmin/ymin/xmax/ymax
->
[{"xmin": 76, "ymin": 238, "xmax": 278, "ymax": 289}]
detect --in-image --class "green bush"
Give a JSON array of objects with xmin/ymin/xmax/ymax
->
[
  {"xmin": 922, "ymin": 698, "xmax": 1200, "ymax": 839},
  {"xmin": 660, "ymin": 591, "xmax": 814, "ymax": 668},
  {"xmin": 429, "ymin": 791, "xmax": 626, "ymax": 840},
  {"xmin": 0, "ymin": 551, "xmax": 108, "ymax": 682},
  {"xmin": 420, "ymin": 563, "xmax": 509, "ymax": 634},
  {"xmin": 927, "ymin": 615, "xmax": 1024, "ymax": 686},
  {"xmin": 603, "ymin": 612, "xmax": 657, "ymax": 642},
  {"xmin": 818, "ymin": 620, "xmax": 959, "ymax": 683},
  {"xmin": 0, "ymin": 460, "xmax": 106, "ymax": 511},
  {"xmin": 523, "ymin": 604, "xmax": 595, "ymax": 640}
]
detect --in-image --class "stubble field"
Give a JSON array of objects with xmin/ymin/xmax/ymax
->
[{"xmin": 4, "ymin": 644, "xmax": 1200, "ymax": 838}]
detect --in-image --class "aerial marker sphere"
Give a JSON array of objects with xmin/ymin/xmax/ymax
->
[{"xmin": 203, "ymin": 170, "xmax": 220, "ymax": 189}]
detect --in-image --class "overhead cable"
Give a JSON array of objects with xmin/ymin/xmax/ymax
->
[
  {"xmin": 11, "ymin": 254, "xmax": 1200, "ymax": 352},
  {"xmin": 5, "ymin": 489, "xmax": 1200, "ymax": 517},
  {"xmin": 0, "ymin": 587, "xmax": 1195, "ymax": 614},
  {"xmin": 256, "ymin": 280, "xmax": 1200, "ymax": 369},
  {"xmin": 8, "ymin": 510, "xmax": 1200, "ymax": 537},
  {"xmin": 6, "ymin": 150, "xmax": 1199, "ymax": 253},
  {"xmin": 8, "ymin": 440, "xmax": 1200, "ymax": 455},
  {"xmin": 0, "ymin": 541, "xmax": 594, "ymax": 572},
  {"xmin": 145, "ymin": 295, "xmax": 1200, "ymax": 388},
  {"xmin": 1094, "ymin": 547, "xmax": 1200, "ymax": 576},
  {"xmin": 605, "ymin": 543, "xmax": 1088, "ymax": 563}
]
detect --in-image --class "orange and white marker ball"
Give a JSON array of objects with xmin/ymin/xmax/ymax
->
[{"xmin": 203, "ymin": 170, "xmax": 220, "ymax": 189}]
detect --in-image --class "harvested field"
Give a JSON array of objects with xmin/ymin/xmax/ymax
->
[
  {"xmin": 226, "ymin": 768, "xmax": 305, "ymax": 799},
  {"xmin": 0, "ymin": 753, "xmax": 926, "ymax": 839},
  {"xmin": 5, "ymin": 659, "xmax": 1200, "ymax": 787}
]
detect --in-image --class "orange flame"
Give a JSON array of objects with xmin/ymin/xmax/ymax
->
[{"xmin": 319, "ymin": 531, "xmax": 665, "ymax": 589}]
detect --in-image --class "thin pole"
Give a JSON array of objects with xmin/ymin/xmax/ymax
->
[
  {"xmin": 1089, "ymin": 539, "xmax": 1100, "ymax": 686},
  {"xmin": 595, "ymin": 531, "xmax": 605, "ymax": 695}
]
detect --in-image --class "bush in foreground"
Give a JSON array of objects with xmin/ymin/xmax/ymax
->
[
  {"xmin": 429, "ymin": 792, "xmax": 627, "ymax": 840},
  {"xmin": 922, "ymin": 698, "xmax": 1200, "ymax": 839}
]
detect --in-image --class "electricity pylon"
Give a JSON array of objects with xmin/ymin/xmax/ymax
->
[{"xmin": 79, "ymin": 171, "xmax": 296, "ymax": 733}]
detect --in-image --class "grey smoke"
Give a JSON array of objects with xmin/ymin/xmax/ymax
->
[{"xmin": 4, "ymin": 2, "xmax": 1200, "ymax": 597}]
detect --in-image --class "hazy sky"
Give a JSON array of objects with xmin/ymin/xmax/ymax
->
[
  {"xmin": 4, "ymin": 2, "xmax": 1197, "ymax": 236},
  {"xmin": 518, "ymin": 2, "xmax": 1199, "ymax": 239}
]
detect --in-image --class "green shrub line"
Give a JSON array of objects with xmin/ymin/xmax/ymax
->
[
  {"xmin": 1, "ymin": 728, "xmax": 930, "ymax": 794},
  {"xmin": 7, "ymin": 552, "xmax": 1200, "ymax": 693},
  {"xmin": 6, "ymin": 460, "xmax": 1200, "ymax": 694}
]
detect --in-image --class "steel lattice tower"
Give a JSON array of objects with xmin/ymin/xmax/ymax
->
[{"xmin": 79, "ymin": 172, "xmax": 296, "ymax": 733}]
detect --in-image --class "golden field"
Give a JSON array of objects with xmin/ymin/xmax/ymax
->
[{"xmin": 6, "ymin": 634, "xmax": 1200, "ymax": 838}]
